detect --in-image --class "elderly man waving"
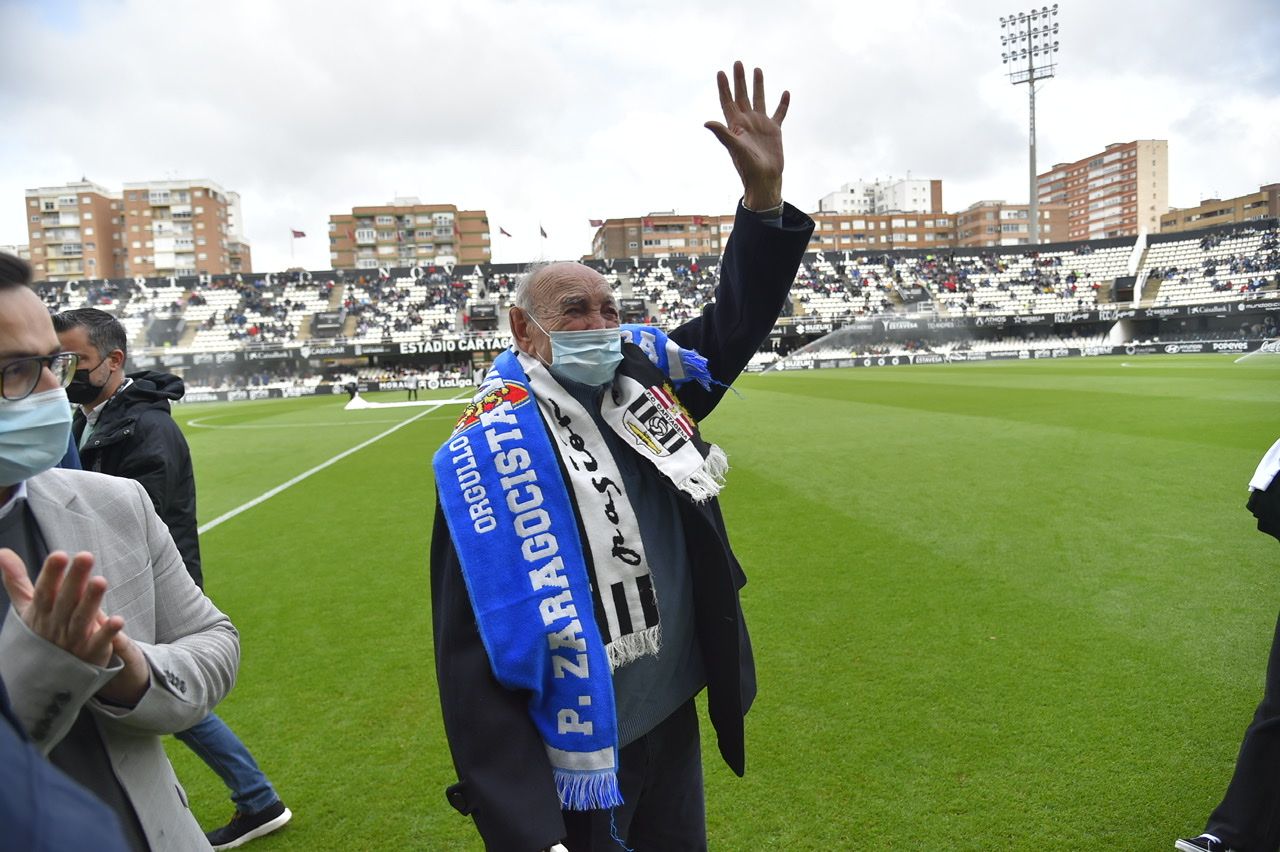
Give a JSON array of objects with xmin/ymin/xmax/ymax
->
[{"xmin": 430, "ymin": 62, "xmax": 814, "ymax": 851}]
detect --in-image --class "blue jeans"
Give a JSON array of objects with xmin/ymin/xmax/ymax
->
[{"xmin": 175, "ymin": 712, "xmax": 278, "ymax": 814}]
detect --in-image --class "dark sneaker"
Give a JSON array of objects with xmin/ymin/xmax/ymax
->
[
  {"xmin": 206, "ymin": 800, "xmax": 292, "ymax": 850},
  {"xmin": 1175, "ymin": 835, "xmax": 1235, "ymax": 852}
]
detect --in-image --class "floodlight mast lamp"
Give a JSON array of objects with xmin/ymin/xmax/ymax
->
[{"xmin": 1000, "ymin": 4, "xmax": 1060, "ymax": 244}]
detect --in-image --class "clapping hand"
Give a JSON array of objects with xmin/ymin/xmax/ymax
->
[
  {"xmin": 1, "ymin": 549, "xmax": 121, "ymax": 666},
  {"xmin": 0, "ymin": 548, "xmax": 149, "ymax": 706}
]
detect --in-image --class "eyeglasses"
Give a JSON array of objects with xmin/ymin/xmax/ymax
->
[{"xmin": 0, "ymin": 352, "xmax": 80, "ymax": 401}]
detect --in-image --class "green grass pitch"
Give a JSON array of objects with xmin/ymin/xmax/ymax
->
[{"xmin": 162, "ymin": 354, "xmax": 1280, "ymax": 850}]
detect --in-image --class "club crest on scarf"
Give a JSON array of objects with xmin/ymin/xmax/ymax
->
[
  {"xmin": 452, "ymin": 380, "xmax": 531, "ymax": 436},
  {"xmin": 622, "ymin": 382, "xmax": 695, "ymax": 458}
]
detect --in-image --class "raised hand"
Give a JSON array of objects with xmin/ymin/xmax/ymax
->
[
  {"xmin": 0, "ymin": 548, "xmax": 121, "ymax": 668},
  {"xmin": 704, "ymin": 61, "xmax": 789, "ymax": 212}
]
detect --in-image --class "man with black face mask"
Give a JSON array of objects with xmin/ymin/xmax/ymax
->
[
  {"xmin": 53, "ymin": 309, "xmax": 201, "ymax": 586},
  {"xmin": 53, "ymin": 308, "xmax": 293, "ymax": 850}
]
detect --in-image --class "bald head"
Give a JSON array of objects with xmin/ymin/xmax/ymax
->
[{"xmin": 510, "ymin": 262, "xmax": 619, "ymax": 364}]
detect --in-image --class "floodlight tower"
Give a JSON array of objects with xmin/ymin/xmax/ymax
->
[{"xmin": 1000, "ymin": 5, "xmax": 1060, "ymax": 244}]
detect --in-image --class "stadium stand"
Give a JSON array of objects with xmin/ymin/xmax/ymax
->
[
  {"xmin": 920, "ymin": 242, "xmax": 1132, "ymax": 316},
  {"xmin": 24, "ymin": 218, "xmax": 1278, "ymax": 387},
  {"xmin": 1141, "ymin": 224, "xmax": 1280, "ymax": 306},
  {"xmin": 790, "ymin": 254, "xmax": 896, "ymax": 322}
]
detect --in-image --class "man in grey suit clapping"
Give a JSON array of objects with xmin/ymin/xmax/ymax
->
[{"xmin": 0, "ymin": 252, "xmax": 239, "ymax": 851}]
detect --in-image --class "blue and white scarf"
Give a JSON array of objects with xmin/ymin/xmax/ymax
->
[{"xmin": 432, "ymin": 326, "xmax": 725, "ymax": 810}]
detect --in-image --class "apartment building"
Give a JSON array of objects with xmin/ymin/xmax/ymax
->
[
  {"xmin": 328, "ymin": 199, "xmax": 490, "ymax": 269},
  {"xmin": 1037, "ymin": 140, "xmax": 1168, "ymax": 240},
  {"xmin": 1159, "ymin": 183, "xmax": 1280, "ymax": 234},
  {"xmin": 588, "ymin": 213, "xmax": 734, "ymax": 261},
  {"xmin": 817, "ymin": 178, "xmax": 943, "ymax": 215},
  {"xmin": 24, "ymin": 180, "xmax": 124, "ymax": 281},
  {"xmin": 588, "ymin": 207, "xmax": 962, "ymax": 261},
  {"xmin": 956, "ymin": 200, "xmax": 1069, "ymax": 247},
  {"xmin": 808, "ymin": 210, "xmax": 958, "ymax": 252},
  {"xmin": 120, "ymin": 180, "xmax": 250, "ymax": 277}
]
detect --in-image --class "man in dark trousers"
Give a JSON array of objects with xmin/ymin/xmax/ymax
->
[
  {"xmin": 53, "ymin": 308, "xmax": 292, "ymax": 851},
  {"xmin": 429, "ymin": 62, "xmax": 814, "ymax": 851},
  {"xmin": 1178, "ymin": 440, "xmax": 1280, "ymax": 852}
]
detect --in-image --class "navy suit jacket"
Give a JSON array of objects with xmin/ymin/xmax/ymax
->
[
  {"xmin": 430, "ymin": 203, "xmax": 815, "ymax": 851},
  {"xmin": 0, "ymin": 678, "xmax": 130, "ymax": 852}
]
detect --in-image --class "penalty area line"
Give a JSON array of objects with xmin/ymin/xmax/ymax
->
[{"xmin": 197, "ymin": 396, "xmax": 464, "ymax": 535}]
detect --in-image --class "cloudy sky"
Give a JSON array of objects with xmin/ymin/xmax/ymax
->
[{"xmin": 2, "ymin": 0, "xmax": 1276, "ymax": 272}]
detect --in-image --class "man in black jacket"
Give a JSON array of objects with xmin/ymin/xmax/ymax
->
[
  {"xmin": 1177, "ymin": 442, "xmax": 1280, "ymax": 852},
  {"xmin": 55, "ymin": 327, "xmax": 202, "ymax": 586},
  {"xmin": 53, "ymin": 308, "xmax": 292, "ymax": 850},
  {"xmin": 430, "ymin": 62, "xmax": 814, "ymax": 851}
]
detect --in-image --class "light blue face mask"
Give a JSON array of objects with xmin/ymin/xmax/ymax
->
[
  {"xmin": 528, "ymin": 315, "xmax": 624, "ymax": 386},
  {"xmin": 0, "ymin": 387, "xmax": 72, "ymax": 487}
]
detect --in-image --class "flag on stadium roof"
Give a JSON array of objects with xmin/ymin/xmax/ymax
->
[
  {"xmin": 499, "ymin": 227, "xmax": 512, "ymax": 237},
  {"xmin": 290, "ymin": 229, "xmax": 306, "ymax": 238},
  {"xmin": 540, "ymin": 225, "xmax": 548, "ymax": 238}
]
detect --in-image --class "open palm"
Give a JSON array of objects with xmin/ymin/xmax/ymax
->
[{"xmin": 704, "ymin": 61, "xmax": 789, "ymax": 211}]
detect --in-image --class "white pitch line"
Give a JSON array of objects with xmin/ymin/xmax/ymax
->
[
  {"xmin": 189, "ymin": 417, "xmax": 428, "ymax": 429},
  {"xmin": 197, "ymin": 396, "xmax": 466, "ymax": 535}
]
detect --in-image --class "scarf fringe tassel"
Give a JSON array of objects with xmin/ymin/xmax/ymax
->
[
  {"xmin": 679, "ymin": 348, "xmax": 715, "ymax": 391},
  {"xmin": 555, "ymin": 769, "xmax": 625, "ymax": 811},
  {"xmin": 676, "ymin": 443, "xmax": 728, "ymax": 503},
  {"xmin": 607, "ymin": 624, "xmax": 661, "ymax": 670}
]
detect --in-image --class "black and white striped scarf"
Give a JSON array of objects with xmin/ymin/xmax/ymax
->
[{"xmin": 518, "ymin": 343, "xmax": 727, "ymax": 668}]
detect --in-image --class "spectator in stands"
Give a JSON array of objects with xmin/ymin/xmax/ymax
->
[
  {"xmin": 0, "ymin": 252, "xmax": 239, "ymax": 850},
  {"xmin": 430, "ymin": 61, "xmax": 814, "ymax": 851},
  {"xmin": 53, "ymin": 307, "xmax": 292, "ymax": 850},
  {"xmin": 1177, "ymin": 439, "xmax": 1280, "ymax": 852}
]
